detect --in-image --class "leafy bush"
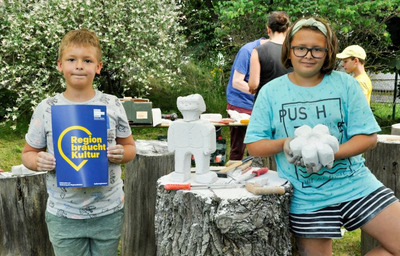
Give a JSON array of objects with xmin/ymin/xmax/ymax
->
[
  {"xmin": 0, "ymin": 0, "xmax": 186, "ymax": 127},
  {"xmin": 179, "ymin": 0, "xmax": 221, "ymax": 58},
  {"xmin": 213, "ymin": 0, "xmax": 400, "ymax": 72}
]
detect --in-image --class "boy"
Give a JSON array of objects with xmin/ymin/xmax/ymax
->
[
  {"xmin": 22, "ymin": 29, "xmax": 136, "ymax": 256},
  {"xmin": 337, "ymin": 45, "xmax": 373, "ymax": 105}
]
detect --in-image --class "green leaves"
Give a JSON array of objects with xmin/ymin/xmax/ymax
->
[
  {"xmin": 210, "ymin": 0, "xmax": 400, "ymax": 72},
  {"xmin": 0, "ymin": 0, "xmax": 186, "ymax": 125}
]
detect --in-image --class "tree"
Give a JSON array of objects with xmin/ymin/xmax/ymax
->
[
  {"xmin": 0, "ymin": 0, "xmax": 186, "ymax": 127},
  {"xmin": 212, "ymin": 0, "xmax": 400, "ymax": 72}
]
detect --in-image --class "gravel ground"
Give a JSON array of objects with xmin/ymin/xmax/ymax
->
[{"xmin": 371, "ymin": 92, "xmax": 400, "ymax": 103}]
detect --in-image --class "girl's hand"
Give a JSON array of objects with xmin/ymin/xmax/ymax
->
[
  {"xmin": 283, "ymin": 138, "xmax": 304, "ymax": 167},
  {"xmin": 37, "ymin": 151, "xmax": 56, "ymax": 171},
  {"xmin": 284, "ymin": 138, "xmax": 298, "ymax": 163},
  {"xmin": 107, "ymin": 144, "xmax": 125, "ymax": 164}
]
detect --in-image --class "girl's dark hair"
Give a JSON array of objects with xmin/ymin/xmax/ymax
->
[
  {"xmin": 268, "ymin": 11, "xmax": 290, "ymax": 33},
  {"xmin": 281, "ymin": 17, "xmax": 338, "ymax": 74}
]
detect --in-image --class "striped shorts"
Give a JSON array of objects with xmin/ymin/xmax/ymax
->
[{"xmin": 289, "ymin": 186, "xmax": 398, "ymax": 238}]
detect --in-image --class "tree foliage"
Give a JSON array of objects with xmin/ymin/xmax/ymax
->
[
  {"xmin": 184, "ymin": 0, "xmax": 400, "ymax": 72},
  {"xmin": 1, "ymin": 0, "xmax": 400, "ymax": 126},
  {"xmin": 0, "ymin": 0, "xmax": 186, "ymax": 127}
]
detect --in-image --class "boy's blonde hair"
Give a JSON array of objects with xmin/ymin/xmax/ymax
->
[
  {"xmin": 281, "ymin": 17, "xmax": 338, "ymax": 75},
  {"xmin": 58, "ymin": 28, "xmax": 102, "ymax": 61}
]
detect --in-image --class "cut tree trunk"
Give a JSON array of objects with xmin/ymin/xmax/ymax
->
[
  {"xmin": 155, "ymin": 174, "xmax": 293, "ymax": 256},
  {"xmin": 391, "ymin": 124, "xmax": 400, "ymax": 135},
  {"xmin": 361, "ymin": 135, "xmax": 400, "ymax": 255},
  {"xmin": 0, "ymin": 173, "xmax": 54, "ymax": 256},
  {"xmin": 121, "ymin": 140, "xmax": 174, "ymax": 256}
]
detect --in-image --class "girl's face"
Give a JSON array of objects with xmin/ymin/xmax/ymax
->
[{"xmin": 289, "ymin": 29, "xmax": 327, "ymax": 81}]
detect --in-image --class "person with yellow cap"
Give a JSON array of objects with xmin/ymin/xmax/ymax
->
[{"xmin": 337, "ymin": 45, "xmax": 372, "ymax": 105}]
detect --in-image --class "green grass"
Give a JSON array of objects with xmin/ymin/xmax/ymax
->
[
  {"xmin": 332, "ymin": 229, "xmax": 361, "ymax": 256},
  {"xmin": 371, "ymin": 102, "xmax": 400, "ymax": 134},
  {"xmin": 0, "ymin": 125, "xmax": 26, "ymax": 172}
]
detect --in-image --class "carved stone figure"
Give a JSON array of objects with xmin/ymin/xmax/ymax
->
[{"xmin": 167, "ymin": 94, "xmax": 217, "ymax": 184}]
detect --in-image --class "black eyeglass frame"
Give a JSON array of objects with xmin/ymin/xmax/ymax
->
[{"xmin": 290, "ymin": 46, "xmax": 328, "ymax": 59}]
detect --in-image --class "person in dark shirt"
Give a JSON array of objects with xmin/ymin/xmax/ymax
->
[{"xmin": 248, "ymin": 11, "xmax": 291, "ymax": 101}]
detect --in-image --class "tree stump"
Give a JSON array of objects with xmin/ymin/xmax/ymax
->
[
  {"xmin": 391, "ymin": 123, "xmax": 400, "ymax": 135},
  {"xmin": 361, "ymin": 135, "xmax": 400, "ymax": 255},
  {"xmin": 121, "ymin": 140, "xmax": 174, "ymax": 256},
  {"xmin": 155, "ymin": 171, "xmax": 293, "ymax": 256},
  {"xmin": 0, "ymin": 173, "xmax": 54, "ymax": 256}
]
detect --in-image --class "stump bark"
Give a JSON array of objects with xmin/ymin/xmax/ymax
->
[
  {"xmin": 121, "ymin": 140, "xmax": 174, "ymax": 256},
  {"xmin": 361, "ymin": 135, "xmax": 400, "ymax": 255},
  {"xmin": 0, "ymin": 173, "xmax": 54, "ymax": 256},
  {"xmin": 155, "ymin": 175, "xmax": 293, "ymax": 256}
]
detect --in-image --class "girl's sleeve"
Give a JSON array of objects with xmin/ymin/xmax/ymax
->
[{"xmin": 345, "ymin": 76, "xmax": 380, "ymax": 138}]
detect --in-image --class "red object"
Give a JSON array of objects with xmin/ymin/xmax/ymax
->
[
  {"xmin": 0, "ymin": 169, "xmax": 4, "ymax": 173},
  {"xmin": 252, "ymin": 168, "xmax": 268, "ymax": 177},
  {"xmin": 164, "ymin": 184, "xmax": 191, "ymax": 190}
]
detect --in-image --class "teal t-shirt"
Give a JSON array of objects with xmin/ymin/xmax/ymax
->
[{"xmin": 244, "ymin": 71, "xmax": 382, "ymax": 214}]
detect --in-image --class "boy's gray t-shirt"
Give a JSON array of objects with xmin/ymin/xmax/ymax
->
[{"xmin": 25, "ymin": 90, "xmax": 132, "ymax": 219}]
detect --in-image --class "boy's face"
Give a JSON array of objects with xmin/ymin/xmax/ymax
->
[
  {"xmin": 341, "ymin": 57, "xmax": 357, "ymax": 74},
  {"xmin": 57, "ymin": 44, "xmax": 102, "ymax": 90}
]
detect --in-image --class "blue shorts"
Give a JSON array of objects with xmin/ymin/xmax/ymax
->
[
  {"xmin": 45, "ymin": 208, "xmax": 124, "ymax": 256},
  {"xmin": 289, "ymin": 186, "xmax": 398, "ymax": 238}
]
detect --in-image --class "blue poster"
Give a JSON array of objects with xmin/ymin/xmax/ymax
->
[{"xmin": 51, "ymin": 105, "xmax": 108, "ymax": 187}]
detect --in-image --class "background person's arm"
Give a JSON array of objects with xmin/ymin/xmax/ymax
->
[
  {"xmin": 232, "ymin": 70, "xmax": 251, "ymax": 94},
  {"xmin": 248, "ymin": 49, "xmax": 261, "ymax": 94}
]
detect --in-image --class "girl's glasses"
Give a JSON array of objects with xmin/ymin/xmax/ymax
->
[{"xmin": 291, "ymin": 46, "xmax": 328, "ymax": 59}]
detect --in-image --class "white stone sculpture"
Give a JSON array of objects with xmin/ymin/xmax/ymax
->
[
  {"xmin": 290, "ymin": 124, "xmax": 339, "ymax": 173},
  {"xmin": 167, "ymin": 94, "xmax": 218, "ymax": 184}
]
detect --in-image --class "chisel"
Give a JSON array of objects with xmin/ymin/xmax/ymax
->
[
  {"xmin": 164, "ymin": 183, "xmax": 242, "ymax": 191},
  {"xmin": 236, "ymin": 167, "xmax": 269, "ymax": 182},
  {"xmin": 245, "ymin": 182, "xmax": 286, "ymax": 195},
  {"xmin": 218, "ymin": 156, "xmax": 253, "ymax": 174}
]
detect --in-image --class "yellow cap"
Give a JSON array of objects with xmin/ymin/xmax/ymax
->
[{"xmin": 337, "ymin": 45, "xmax": 366, "ymax": 60}]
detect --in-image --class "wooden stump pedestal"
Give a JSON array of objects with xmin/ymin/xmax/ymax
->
[
  {"xmin": 155, "ymin": 172, "xmax": 293, "ymax": 256},
  {"xmin": 361, "ymin": 135, "xmax": 400, "ymax": 254},
  {"xmin": 0, "ymin": 173, "xmax": 54, "ymax": 256},
  {"xmin": 121, "ymin": 140, "xmax": 174, "ymax": 256}
]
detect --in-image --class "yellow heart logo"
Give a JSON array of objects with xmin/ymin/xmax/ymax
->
[{"xmin": 57, "ymin": 125, "xmax": 90, "ymax": 171}]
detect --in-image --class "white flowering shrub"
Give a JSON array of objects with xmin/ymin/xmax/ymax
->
[{"xmin": 0, "ymin": 0, "xmax": 186, "ymax": 126}]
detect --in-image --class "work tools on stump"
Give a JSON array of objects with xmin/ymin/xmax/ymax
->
[
  {"xmin": 164, "ymin": 166, "xmax": 287, "ymax": 195},
  {"xmin": 164, "ymin": 183, "xmax": 242, "ymax": 190},
  {"xmin": 217, "ymin": 156, "xmax": 253, "ymax": 178},
  {"xmin": 164, "ymin": 155, "xmax": 288, "ymax": 195}
]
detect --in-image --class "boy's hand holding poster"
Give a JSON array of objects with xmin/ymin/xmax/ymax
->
[{"xmin": 52, "ymin": 105, "xmax": 108, "ymax": 187}]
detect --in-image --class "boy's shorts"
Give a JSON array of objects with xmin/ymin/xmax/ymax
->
[
  {"xmin": 289, "ymin": 186, "xmax": 398, "ymax": 238},
  {"xmin": 45, "ymin": 208, "xmax": 124, "ymax": 256}
]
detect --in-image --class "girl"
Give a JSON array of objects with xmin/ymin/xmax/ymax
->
[
  {"xmin": 248, "ymin": 11, "xmax": 291, "ymax": 100},
  {"xmin": 244, "ymin": 17, "xmax": 400, "ymax": 255}
]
